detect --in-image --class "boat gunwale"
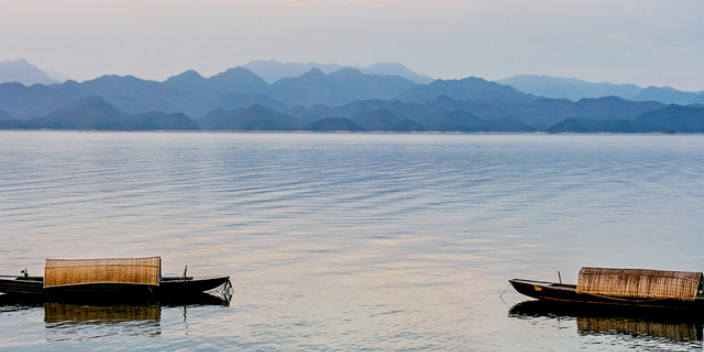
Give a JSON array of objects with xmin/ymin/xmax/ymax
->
[
  {"xmin": 0, "ymin": 275, "xmax": 231, "ymax": 297},
  {"xmin": 509, "ymin": 278, "xmax": 704, "ymax": 309}
]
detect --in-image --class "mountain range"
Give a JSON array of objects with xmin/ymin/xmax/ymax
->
[
  {"xmin": 242, "ymin": 60, "xmax": 435, "ymax": 84},
  {"xmin": 0, "ymin": 59, "xmax": 62, "ymax": 85},
  {"xmin": 1, "ymin": 59, "xmax": 704, "ymax": 133},
  {"xmin": 546, "ymin": 104, "xmax": 704, "ymax": 133},
  {"xmin": 498, "ymin": 74, "xmax": 704, "ymax": 105}
]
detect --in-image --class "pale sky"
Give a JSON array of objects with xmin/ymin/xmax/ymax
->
[{"xmin": 2, "ymin": 0, "xmax": 703, "ymax": 91}]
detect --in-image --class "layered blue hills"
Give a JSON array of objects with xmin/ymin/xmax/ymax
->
[{"xmin": 1, "ymin": 59, "xmax": 704, "ymax": 133}]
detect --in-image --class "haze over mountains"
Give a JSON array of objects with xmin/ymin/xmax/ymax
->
[
  {"xmin": 0, "ymin": 59, "xmax": 62, "ymax": 86},
  {"xmin": 2, "ymin": 59, "xmax": 704, "ymax": 133},
  {"xmin": 497, "ymin": 75, "xmax": 704, "ymax": 105},
  {"xmin": 242, "ymin": 60, "xmax": 435, "ymax": 84}
]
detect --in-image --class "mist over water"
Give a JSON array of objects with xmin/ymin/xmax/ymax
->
[{"xmin": 1, "ymin": 131, "xmax": 703, "ymax": 351}]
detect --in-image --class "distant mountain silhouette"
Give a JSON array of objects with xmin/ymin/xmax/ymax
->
[
  {"xmin": 424, "ymin": 95, "xmax": 509, "ymax": 119},
  {"xmin": 197, "ymin": 105, "xmax": 299, "ymax": 131},
  {"xmin": 3, "ymin": 61, "xmax": 704, "ymax": 133},
  {"xmin": 293, "ymin": 95, "xmax": 662, "ymax": 130},
  {"xmin": 503, "ymin": 96, "xmax": 664, "ymax": 128},
  {"xmin": 163, "ymin": 70, "xmax": 213, "ymax": 97},
  {"xmin": 351, "ymin": 109, "xmax": 401, "ymax": 131},
  {"xmin": 497, "ymin": 75, "xmax": 642, "ymax": 101},
  {"xmin": 238, "ymin": 105, "xmax": 299, "ymax": 131},
  {"xmin": 163, "ymin": 68, "xmax": 271, "ymax": 116},
  {"xmin": 302, "ymin": 117, "xmax": 364, "ymax": 132},
  {"xmin": 498, "ymin": 74, "xmax": 704, "ymax": 105},
  {"xmin": 44, "ymin": 69, "xmax": 69, "ymax": 82},
  {"xmin": 270, "ymin": 68, "xmax": 419, "ymax": 106},
  {"xmin": 165, "ymin": 66, "xmax": 421, "ymax": 113},
  {"xmin": 398, "ymin": 77, "xmax": 535, "ymax": 105},
  {"xmin": 544, "ymin": 117, "xmax": 647, "ymax": 133},
  {"xmin": 163, "ymin": 67, "xmax": 271, "ymax": 103},
  {"xmin": 243, "ymin": 60, "xmax": 434, "ymax": 84},
  {"xmin": 203, "ymin": 93, "xmax": 287, "ymax": 114},
  {"xmin": 361, "ymin": 63, "xmax": 434, "ymax": 84},
  {"xmin": 0, "ymin": 59, "xmax": 60, "ymax": 85},
  {"xmin": 77, "ymin": 75, "xmax": 181, "ymax": 114},
  {"xmin": 195, "ymin": 108, "xmax": 243, "ymax": 130},
  {"xmin": 416, "ymin": 110, "xmax": 492, "ymax": 132},
  {"xmin": 315, "ymin": 98, "xmax": 511, "ymax": 127},
  {"xmin": 206, "ymin": 67, "xmax": 271, "ymax": 95},
  {"xmin": 0, "ymin": 108, "xmax": 13, "ymax": 120},
  {"xmin": 269, "ymin": 68, "xmax": 327, "ymax": 106},
  {"xmin": 303, "ymin": 99, "xmax": 425, "ymax": 121},
  {"xmin": 10, "ymin": 97, "xmax": 199, "ymax": 130},
  {"xmin": 393, "ymin": 119, "xmax": 426, "ymax": 132},
  {"xmin": 544, "ymin": 105, "xmax": 704, "ymax": 133},
  {"xmin": 632, "ymin": 104, "xmax": 704, "ymax": 133},
  {"xmin": 26, "ymin": 96, "xmax": 131, "ymax": 129},
  {"xmin": 633, "ymin": 86, "xmax": 703, "ymax": 105},
  {"xmin": 0, "ymin": 82, "xmax": 67, "ymax": 118},
  {"xmin": 484, "ymin": 116, "xmax": 535, "ymax": 132},
  {"xmin": 165, "ymin": 67, "xmax": 270, "ymax": 97},
  {"xmin": 408, "ymin": 109, "xmax": 532, "ymax": 132},
  {"xmin": 243, "ymin": 61, "xmax": 348, "ymax": 83},
  {"xmin": 132, "ymin": 111, "xmax": 201, "ymax": 130},
  {"xmin": 286, "ymin": 105, "xmax": 325, "ymax": 126},
  {"xmin": 0, "ymin": 119, "xmax": 27, "ymax": 129},
  {"xmin": 571, "ymin": 96, "xmax": 656, "ymax": 118}
]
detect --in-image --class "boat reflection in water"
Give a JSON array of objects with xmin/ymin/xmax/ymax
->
[
  {"xmin": 0, "ymin": 291, "xmax": 231, "ymax": 342},
  {"xmin": 510, "ymin": 300, "xmax": 704, "ymax": 345},
  {"xmin": 44, "ymin": 301, "xmax": 163, "ymax": 341}
]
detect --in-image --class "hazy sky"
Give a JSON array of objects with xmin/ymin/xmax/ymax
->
[{"xmin": 2, "ymin": 0, "xmax": 703, "ymax": 90}]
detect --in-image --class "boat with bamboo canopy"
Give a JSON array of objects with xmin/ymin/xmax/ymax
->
[
  {"xmin": 0, "ymin": 257, "xmax": 232, "ymax": 299},
  {"xmin": 510, "ymin": 267, "xmax": 704, "ymax": 310}
]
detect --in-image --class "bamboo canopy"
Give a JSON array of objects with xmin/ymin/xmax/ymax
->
[
  {"xmin": 576, "ymin": 268, "xmax": 703, "ymax": 302},
  {"xmin": 44, "ymin": 257, "xmax": 161, "ymax": 288}
]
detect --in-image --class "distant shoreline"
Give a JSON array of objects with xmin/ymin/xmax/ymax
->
[{"xmin": 0, "ymin": 129, "xmax": 696, "ymax": 135}]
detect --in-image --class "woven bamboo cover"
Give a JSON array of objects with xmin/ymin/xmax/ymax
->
[
  {"xmin": 44, "ymin": 257, "xmax": 161, "ymax": 288},
  {"xmin": 576, "ymin": 267, "xmax": 702, "ymax": 301}
]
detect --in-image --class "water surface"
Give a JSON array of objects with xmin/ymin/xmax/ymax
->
[{"xmin": 1, "ymin": 131, "xmax": 703, "ymax": 351}]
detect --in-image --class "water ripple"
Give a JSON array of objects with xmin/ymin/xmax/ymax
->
[{"xmin": 1, "ymin": 132, "xmax": 704, "ymax": 351}]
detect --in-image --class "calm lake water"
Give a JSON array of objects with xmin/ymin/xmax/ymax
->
[{"xmin": 1, "ymin": 131, "xmax": 704, "ymax": 351}]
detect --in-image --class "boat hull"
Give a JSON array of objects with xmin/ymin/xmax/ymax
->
[
  {"xmin": 0, "ymin": 276, "xmax": 231, "ymax": 299},
  {"xmin": 510, "ymin": 278, "xmax": 704, "ymax": 310}
]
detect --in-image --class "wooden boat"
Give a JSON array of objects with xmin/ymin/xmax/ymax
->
[
  {"xmin": 0, "ymin": 257, "xmax": 232, "ymax": 299},
  {"xmin": 510, "ymin": 267, "xmax": 704, "ymax": 310}
]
